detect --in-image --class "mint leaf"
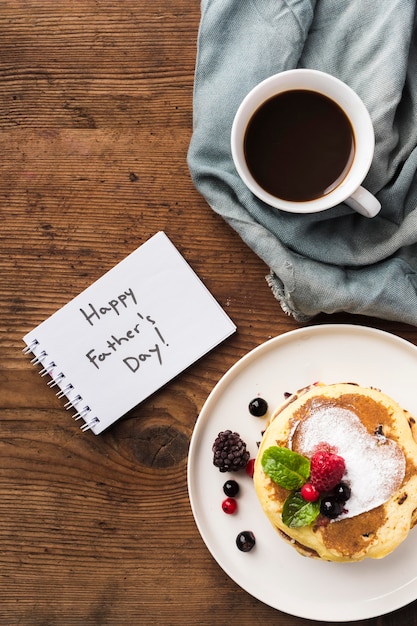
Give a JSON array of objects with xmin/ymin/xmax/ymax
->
[
  {"xmin": 261, "ymin": 446, "xmax": 310, "ymax": 490},
  {"xmin": 282, "ymin": 492, "xmax": 320, "ymax": 528}
]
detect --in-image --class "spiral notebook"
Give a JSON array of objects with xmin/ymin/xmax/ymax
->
[{"xmin": 23, "ymin": 232, "xmax": 236, "ymax": 434}]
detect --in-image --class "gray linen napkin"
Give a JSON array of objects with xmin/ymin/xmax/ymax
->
[{"xmin": 187, "ymin": 0, "xmax": 417, "ymax": 324}]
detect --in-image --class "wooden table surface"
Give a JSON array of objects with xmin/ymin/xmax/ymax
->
[{"xmin": 1, "ymin": 2, "xmax": 417, "ymax": 624}]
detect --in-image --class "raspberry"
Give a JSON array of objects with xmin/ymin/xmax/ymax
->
[{"xmin": 309, "ymin": 448, "xmax": 345, "ymax": 493}]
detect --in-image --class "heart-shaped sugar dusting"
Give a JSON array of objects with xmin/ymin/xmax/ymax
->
[{"xmin": 292, "ymin": 406, "xmax": 406, "ymax": 519}]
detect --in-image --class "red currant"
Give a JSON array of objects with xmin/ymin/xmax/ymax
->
[
  {"xmin": 245, "ymin": 458, "xmax": 255, "ymax": 478},
  {"xmin": 222, "ymin": 497, "xmax": 237, "ymax": 514},
  {"xmin": 301, "ymin": 482, "xmax": 320, "ymax": 502}
]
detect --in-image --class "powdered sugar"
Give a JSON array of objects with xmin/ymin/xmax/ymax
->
[{"xmin": 293, "ymin": 406, "xmax": 406, "ymax": 519}]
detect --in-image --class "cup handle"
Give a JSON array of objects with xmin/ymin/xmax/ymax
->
[{"xmin": 344, "ymin": 186, "xmax": 381, "ymax": 218}]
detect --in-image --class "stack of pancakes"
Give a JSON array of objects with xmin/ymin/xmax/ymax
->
[{"xmin": 253, "ymin": 383, "xmax": 417, "ymax": 562}]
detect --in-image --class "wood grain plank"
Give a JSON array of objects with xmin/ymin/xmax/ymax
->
[{"xmin": 1, "ymin": 1, "xmax": 417, "ymax": 624}]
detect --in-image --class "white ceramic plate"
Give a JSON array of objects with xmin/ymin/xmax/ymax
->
[{"xmin": 187, "ymin": 324, "xmax": 417, "ymax": 622}]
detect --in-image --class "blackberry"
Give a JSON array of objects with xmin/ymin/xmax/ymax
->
[{"xmin": 212, "ymin": 430, "xmax": 250, "ymax": 473}]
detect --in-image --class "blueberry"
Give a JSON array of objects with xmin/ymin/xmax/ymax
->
[
  {"xmin": 320, "ymin": 497, "xmax": 343, "ymax": 519},
  {"xmin": 248, "ymin": 397, "xmax": 268, "ymax": 417},
  {"xmin": 223, "ymin": 479, "xmax": 240, "ymax": 497},
  {"xmin": 236, "ymin": 530, "xmax": 256, "ymax": 552},
  {"xmin": 334, "ymin": 482, "xmax": 351, "ymax": 503}
]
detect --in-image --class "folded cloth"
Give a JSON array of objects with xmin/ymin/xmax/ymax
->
[{"xmin": 187, "ymin": 0, "xmax": 417, "ymax": 324}]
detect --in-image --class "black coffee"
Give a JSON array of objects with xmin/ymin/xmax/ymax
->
[{"xmin": 244, "ymin": 90, "xmax": 355, "ymax": 202}]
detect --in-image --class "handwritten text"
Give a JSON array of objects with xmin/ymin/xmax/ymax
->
[
  {"xmin": 123, "ymin": 344, "xmax": 162, "ymax": 372},
  {"xmin": 85, "ymin": 311, "xmax": 167, "ymax": 371},
  {"xmin": 80, "ymin": 288, "xmax": 137, "ymax": 327}
]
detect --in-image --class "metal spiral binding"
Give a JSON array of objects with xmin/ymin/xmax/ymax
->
[
  {"xmin": 56, "ymin": 383, "xmax": 74, "ymax": 399},
  {"xmin": 30, "ymin": 350, "xmax": 47, "ymax": 365},
  {"xmin": 23, "ymin": 338, "xmax": 100, "ymax": 433},
  {"xmin": 64, "ymin": 394, "xmax": 82, "ymax": 409},
  {"xmin": 81, "ymin": 417, "xmax": 100, "ymax": 432},
  {"xmin": 73, "ymin": 406, "xmax": 91, "ymax": 421},
  {"xmin": 39, "ymin": 361, "xmax": 56, "ymax": 377},
  {"xmin": 22, "ymin": 338, "xmax": 39, "ymax": 355},
  {"xmin": 47, "ymin": 372, "xmax": 65, "ymax": 388}
]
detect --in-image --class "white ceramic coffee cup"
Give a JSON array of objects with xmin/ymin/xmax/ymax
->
[{"xmin": 231, "ymin": 69, "xmax": 381, "ymax": 218}]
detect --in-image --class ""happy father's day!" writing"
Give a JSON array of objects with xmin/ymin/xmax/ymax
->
[{"xmin": 79, "ymin": 288, "xmax": 168, "ymax": 374}]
